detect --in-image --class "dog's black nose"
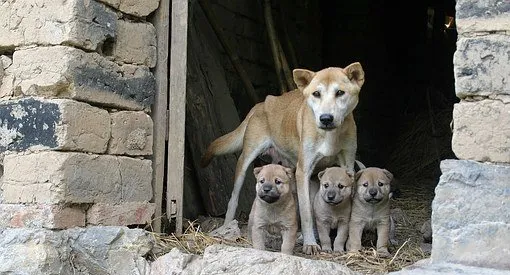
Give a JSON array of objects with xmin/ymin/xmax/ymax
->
[
  {"xmin": 319, "ymin": 114, "xmax": 334, "ymax": 125},
  {"xmin": 327, "ymin": 191, "xmax": 336, "ymax": 200},
  {"xmin": 262, "ymin": 184, "xmax": 272, "ymax": 192},
  {"xmin": 369, "ymin": 188, "xmax": 378, "ymax": 197}
]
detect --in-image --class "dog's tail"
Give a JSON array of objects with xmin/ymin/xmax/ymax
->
[{"xmin": 200, "ymin": 105, "xmax": 258, "ymax": 167}]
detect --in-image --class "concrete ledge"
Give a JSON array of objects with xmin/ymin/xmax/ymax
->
[
  {"xmin": 87, "ymin": 202, "xmax": 155, "ymax": 226},
  {"xmin": 0, "ymin": 204, "xmax": 85, "ymax": 229}
]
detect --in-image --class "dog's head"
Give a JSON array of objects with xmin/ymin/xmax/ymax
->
[
  {"xmin": 354, "ymin": 167, "xmax": 393, "ymax": 204},
  {"xmin": 317, "ymin": 167, "xmax": 353, "ymax": 205},
  {"xmin": 253, "ymin": 164, "xmax": 295, "ymax": 204},
  {"xmin": 293, "ymin": 62, "xmax": 365, "ymax": 130}
]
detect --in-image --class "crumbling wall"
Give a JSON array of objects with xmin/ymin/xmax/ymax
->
[
  {"xmin": 0, "ymin": 0, "xmax": 158, "ymax": 273},
  {"xmin": 431, "ymin": 0, "xmax": 510, "ymax": 270}
]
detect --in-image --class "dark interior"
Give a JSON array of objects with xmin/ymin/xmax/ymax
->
[{"xmin": 179, "ymin": 0, "xmax": 458, "ymax": 223}]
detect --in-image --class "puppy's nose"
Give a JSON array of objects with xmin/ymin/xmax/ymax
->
[
  {"xmin": 327, "ymin": 191, "xmax": 336, "ymax": 200},
  {"xmin": 369, "ymin": 188, "xmax": 378, "ymax": 197},
  {"xmin": 262, "ymin": 184, "xmax": 272, "ymax": 193},
  {"xmin": 319, "ymin": 114, "xmax": 334, "ymax": 125}
]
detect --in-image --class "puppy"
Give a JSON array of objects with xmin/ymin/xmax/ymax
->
[
  {"xmin": 248, "ymin": 164, "xmax": 298, "ymax": 255},
  {"xmin": 346, "ymin": 167, "xmax": 393, "ymax": 257},
  {"xmin": 313, "ymin": 167, "xmax": 353, "ymax": 253}
]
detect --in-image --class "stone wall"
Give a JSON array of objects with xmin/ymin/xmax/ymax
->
[
  {"xmin": 431, "ymin": 0, "xmax": 510, "ymax": 270},
  {"xmin": 0, "ymin": 0, "xmax": 158, "ymax": 273}
]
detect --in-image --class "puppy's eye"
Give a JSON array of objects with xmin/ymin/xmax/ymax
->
[
  {"xmin": 336, "ymin": 90, "xmax": 345, "ymax": 97},
  {"xmin": 338, "ymin": 184, "xmax": 344, "ymax": 189},
  {"xmin": 259, "ymin": 179, "xmax": 264, "ymax": 184},
  {"xmin": 362, "ymin": 182, "xmax": 368, "ymax": 187},
  {"xmin": 275, "ymin": 179, "xmax": 282, "ymax": 185},
  {"xmin": 324, "ymin": 183, "xmax": 329, "ymax": 188},
  {"xmin": 378, "ymin": 182, "xmax": 384, "ymax": 187},
  {"xmin": 312, "ymin": 91, "xmax": 320, "ymax": 98}
]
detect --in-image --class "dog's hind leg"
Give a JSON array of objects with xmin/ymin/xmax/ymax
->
[{"xmin": 224, "ymin": 137, "xmax": 271, "ymax": 224}]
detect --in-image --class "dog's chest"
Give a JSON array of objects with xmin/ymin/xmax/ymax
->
[{"xmin": 317, "ymin": 135, "xmax": 342, "ymax": 156}]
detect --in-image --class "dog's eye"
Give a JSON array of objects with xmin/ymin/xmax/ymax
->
[
  {"xmin": 312, "ymin": 91, "xmax": 320, "ymax": 98},
  {"xmin": 362, "ymin": 182, "xmax": 368, "ymax": 187},
  {"xmin": 259, "ymin": 179, "xmax": 264, "ymax": 184},
  {"xmin": 338, "ymin": 184, "xmax": 344, "ymax": 189},
  {"xmin": 275, "ymin": 179, "xmax": 282, "ymax": 185},
  {"xmin": 324, "ymin": 183, "xmax": 329, "ymax": 188},
  {"xmin": 336, "ymin": 90, "xmax": 345, "ymax": 97},
  {"xmin": 378, "ymin": 182, "xmax": 384, "ymax": 187}
]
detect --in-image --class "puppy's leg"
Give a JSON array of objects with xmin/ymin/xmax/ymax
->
[
  {"xmin": 251, "ymin": 225, "xmax": 266, "ymax": 251},
  {"xmin": 296, "ymin": 155, "xmax": 320, "ymax": 255},
  {"xmin": 333, "ymin": 220, "xmax": 349, "ymax": 253},
  {"xmin": 281, "ymin": 227, "xmax": 297, "ymax": 255},
  {"xmin": 224, "ymin": 140, "xmax": 270, "ymax": 224},
  {"xmin": 376, "ymin": 220, "xmax": 391, "ymax": 258},
  {"xmin": 316, "ymin": 221, "xmax": 332, "ymax": 252},
  {"xmin": 346, "ymin": 219, "xmax": 364, "ymax": 252}
]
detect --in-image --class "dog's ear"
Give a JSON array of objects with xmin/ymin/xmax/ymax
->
[
  {"xmin": 382, "ymin": 169, "xmax": 394, "ymax": 183},
  {"xmin": 317, "ymin": 169, "xmax": 326, "ymax": 181},
  {"xmin": 283, "ymin": 167, "xmax": 295, "ymax": 179},
  {"xmin": 344, "ymin": 62, "xmax": 365, "ymax": 88},
  {"xmin": 354, "ymin": 169, "xmax": 364, "ymax": 183},
  {"xmin": 293, "ymin": 69, "xmax": 315, "ymax": 90},
  {"xmin": 253, "ymin": 167, "xmax": 263, "ymax": 178}
]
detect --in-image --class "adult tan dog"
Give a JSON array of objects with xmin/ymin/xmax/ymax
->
[
  {"xmin": 201, "ymin": 63, "xmax": 365, "ymax": 254},
  {"xmin": 346, "ymin": 167, "xmax": 393, "ymax": 258},
  {"xmin": 248, "ymin": 164, "xmax": 297, "ymax": 255},
  {"xmin": 313, "ymin": 167, "xmax": 353, "ymax": 253}
]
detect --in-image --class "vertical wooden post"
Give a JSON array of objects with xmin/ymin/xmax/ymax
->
[
  {"xmin": 167, "ymin": 0, "xmax": 188, "ymax": 235},
  {"xmin": 151, "ymin": 0, "xmax": 170, "ymax": 233}
]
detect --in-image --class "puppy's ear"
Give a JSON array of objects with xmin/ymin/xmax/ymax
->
[
  {"xmin": 382, "ymin": 169, "xmax": 394, "ymax": 183},
  {"xmin": 354, "ymin": 169, "xmax": 364, "ymax": 182},
  {"xmin": 317, "ymin": 169, "xmax": 326, "ymax": 181},
  {"xmin": 344, "ymin": 62, "xmax": 365, "ymax": 88},
  {"xmin": 293, "ymin": 69, "xmax": 315, "ymax": 90},
  {"xmin": 253, "ymin": 167, "xmax": 263, "ymax": 178},
  {"xmin": 283, "ymin": 167, "xmax": 295, "ymax": 179}
]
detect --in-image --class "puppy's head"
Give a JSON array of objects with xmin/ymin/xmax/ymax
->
[
  {"xmin": 293, "ymin": 63, "xmax": 365, "ymax": 130},
  {"xmin": 253, "ymin": 164, "xmax": 294, "ymax": 204},
  {"xmin": 354, "ymin": 167, "xmax": 393, "ymax": 204},
  {"xmin": 317, "ymin": 167, "xmax": 353, "ymax": 205}
]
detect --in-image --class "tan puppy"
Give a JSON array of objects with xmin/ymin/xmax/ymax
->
[
  {"xmin": 313, "ymin": 167, "xmax": 353, "ymax": 253},
  {"xmin": 347, "ymin": 167, "xmax": 394, "ymax": 257},
  {"xmin": 247, "ymin": 164, "xmax": 297, "ymax": 255},
  {"xmin": 201, "ymin": 63, "xmax": 365, "ymax": 254}
]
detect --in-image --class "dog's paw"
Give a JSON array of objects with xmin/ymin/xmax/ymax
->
[
  {"xmin": 389, "ymin": 238, "xmax": 398, "ymax": 246},
  {"xmin": 377, "ymin": 249, "xmax": 391, "ymax": 258},
  {"xmin": 333, "ymin": 247, "xmax": 346, "ymax": 254},
  {"xmin": 321, "ymin": 245, "xmax": 333, "ymax": 253},
  {"xmin": 302, "ymin": 243, "xmax": 320, "ymax": 255}
]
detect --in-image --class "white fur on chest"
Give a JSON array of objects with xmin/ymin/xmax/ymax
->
[{"xmin": 317, "ymin": 132, "xmax": 342, "ymax": 157}]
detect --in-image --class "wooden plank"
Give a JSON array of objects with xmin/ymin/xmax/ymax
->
[
  {"xmin": 150, "ymin": 0, "xmax": 170, "ymax": 233},
  {"xmin": 167, "ymin": 0, "xmax": 188, "ymax": 235}
]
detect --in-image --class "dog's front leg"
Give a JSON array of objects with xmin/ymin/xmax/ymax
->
[
  {"xmin": 333, "ymin": 220, "xmax": 349, "ymax": 253},
  {"xmin": 296, "ymin": 154, "xmax": 320, "ymax": 255},
  {"xmin": 251, "ymin": 224, "xmax": 266, "ymax": 251},
  {"xmin": 316, "ymin": 220, "xmax": 332, "ymax": 252},
  {"xmin": 376, "ymin": 219, "xmax": 391, "ymax": 258},
  {"xmin": 338, "ymin": 139, "xmax": 357, "ymax": 174},
  {"xmin": 280, "ymin": 227, "xmax": 297, "ymax": 255},
  {"xmin": 346, "ymin": 219, "xmax": 364, "ymax": 253}
]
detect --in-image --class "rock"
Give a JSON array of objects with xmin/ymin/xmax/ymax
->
[
  {"xmin": 209, "ymin": 219, "xmax": 242, "ymax": 241},
  {"xmin": 389, "ymin": 259, "xmax": 510, "ymax": 275},
  {"xmin": 150, "ymin": 248, "xmax": 203, "ymax": 275}
]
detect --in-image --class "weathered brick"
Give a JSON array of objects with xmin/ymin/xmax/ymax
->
[
  {"xmin": 0, "ymin": 98, "xmax": 110, "ymax": 154},
  {"xmin": 111, "ymin": 20, "xmax": 157, "ymax": 68},
  {"xmin": 452, "ymin": 100, "xmax": 510, "ymax": 163},
  {"xmin": 454, "ymin": 36, "xmax": 510, "ymax": 98},
  {"xmin": 108, "ymin": 111, "xmax": 153, "ymax": 156},
  {"xmin": 2, "ymin": 151, "xmax": 152, "ymax": 204},
  {"xmin": 10, "ymin": 46, "xmax": 155, "ymax": 111},
  {"xmin": 0, "ymin": 204, "xmax": 85, "ymax": 229},
  {"xmin": 456, "ymin": 0, "xmax": 510, "ymax": 34},
  {"xmin": 87, "ymin": 202, "xmax": 155, "ymax": 226},
  {"xmin": 0, "ymin": 0, "xmax": 116, "ymax": 52},
  {"xmin": 96, "ymin": 0, "xmax": 159, "ymax": 17},
  {"xmin": 432, "ymin": 159, "xmax": 510, "ymax": 270}
]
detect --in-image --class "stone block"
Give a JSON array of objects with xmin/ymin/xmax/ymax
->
[
  {"xmin": 10, "ymin": 46, "xmax": 155, "ymax": 111},
  {"xmin": 0, "ymin": 98, "xmax": 110, "ymax": 154},
  {"xmin": 452, "ymin": 100, "xmax": 510, "ymax": 162},
  {"xmin": 96, "ymin": 0, "xmax": 159, "ymax": 17},
  {"xmin": 454, "ymin": 35, "xmax": 510, "ymax": 98},
  {"xmin": 0, "ymin": 204, "xmax": 85, "ymax": 229},
  {"xmin": 87, "ymin": 202, "xmax": 155, "ymax": 226},
  {"xmin": 111, "ymin": 20, "xmax": 157, "ymax": 67},
  {"xmin": 0, "ymin": 0, "xmax": 116, "ymax": 52},
  {"xmin": 2, "ymin": 151, "xmax": 152, "ymax": 204},
  {"xmin": 0, "ymin": 227, "xmax": 152, "ymax": 275},
  {"xmin": 455, "ymin": 0, "xmax": 510, "ymax": 34},
  {"xmin": 108, "ymin": 111, "xmax": 153, "ymax": 156},
  {"xmin": 431, "ymin": 159, "xmax": 510, "ymax": 270}
]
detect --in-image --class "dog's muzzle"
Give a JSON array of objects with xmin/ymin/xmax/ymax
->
[
  {"xmin": 319, "ymin": 114, "xmax": 336, "ymax": 130},
  {"xmin": 259, "ymin": 193, "xmax": 280, "ymax": 203},
  {"xmin": 259, "ymin": 183, "xmax": 280, "ymax": 203}
]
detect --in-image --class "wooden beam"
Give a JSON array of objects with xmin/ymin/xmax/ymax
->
[
  {"xmin": 150, "ymin": 0, "xmax": 170, "ymax": 233},
  {"xmin": 167, "ymin": 0, "xmax": 188, "ymax": 235}
]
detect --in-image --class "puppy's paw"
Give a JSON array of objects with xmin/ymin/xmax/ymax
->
[
  {"xmin": 302, "ymin": 243, "xmax": 320, "ymax": 255},
  {"xmin": 321, "ymin": 245, "xmax": 333, "ymax": 253},
  {"xmin": 389, "ymin": 238, "xmax": 398, "ymax": 246},
  {"xmin": 333, "ymin": 247, "xmax": 346, "ymax": 254},
  {"xmin": 377, "ymin": 248, "xmax": 391, "ymax": 258}
]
